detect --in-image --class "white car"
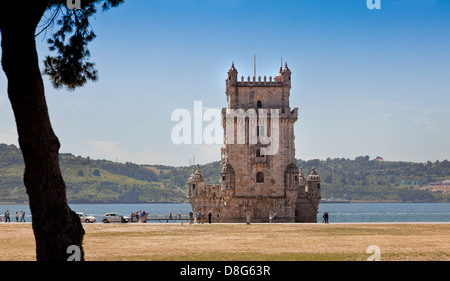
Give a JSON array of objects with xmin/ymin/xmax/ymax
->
[
  {"xmin": 101, "ymin": 212, "xmax": 130, "ymax": 223},
  {"xmin": 77, "ymin": 212, "xmax": 97, "ymax": 223}
]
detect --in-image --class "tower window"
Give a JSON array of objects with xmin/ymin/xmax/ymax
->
[
  {"xmin": 257, "ymin": 100, "xmax": 262, "ymax": 108},
  {"xmin": 256, "ymin": 172, "xmax": 264, "ymax": 183},
  {"xmin": 256, "ymin": 149, "xmax": 261, "ymax": 157}
]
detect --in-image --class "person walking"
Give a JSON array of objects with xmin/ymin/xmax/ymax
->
[
  {"xmin": 5, "ymin": 210, "xmax": 10, "ymax": 223},
  {"xmin": 20, "ymin": 211, "xmax": 26, "ymax": 222},
  {"xmin": 15, "ymin": 212, "xmax": 19, "ymax": 222},
  {"xmin": 322, "ymin": 212, "xmax": 329, "ymax": 223},
  {"xmin": 189, "ymin": 210, "xmax": 193, "ymax": 224},
  {"xmin": 208, "ymin": 211, "xmax": 212, "ymax": 224},
  {"xmin": 196, "ymin": 211, "xmax": 201, "ymax": 224},
  {"xmin": 169, "ymin": 210, "xmax": 173, "ymax": 220}
]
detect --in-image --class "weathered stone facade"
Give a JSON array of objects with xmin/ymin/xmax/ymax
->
[{"xmin": 187, "ymin": 63, "xmax": 321, "ymax": 222}]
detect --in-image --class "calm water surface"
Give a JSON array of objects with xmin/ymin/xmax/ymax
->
[{"xmin": 1, "ymin": 202, "xmax": 449, "ymax": 223}]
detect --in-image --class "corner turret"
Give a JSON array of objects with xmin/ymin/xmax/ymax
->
[
  {"xmin": 295, "ymin": 167, "xmax": 321, "ymax": 222},
  {"xmin": 220, "ymin": 163, "xmax": 235, "ymax": 190},
  {"xmin": 226, "ymin": 62, "xmax": 238, "ymax": 86},
  {"xmin": 187, "ymin": 164, "xmax": 205, "ymax": 197},
  {"xmin": 306, "ymin": 166, "xmax": 321, "ymax": 199},
  {"xmin": 281, "ymin": 62, "xmax": 291, "ymax": 87},
  {"xmin": 285, "ymin": 163, "xmax": 299, "ymax": 190}
]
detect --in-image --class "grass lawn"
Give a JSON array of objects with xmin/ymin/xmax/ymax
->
[{"xmin": 0, "ymin": 222, "xmax": 449, "ymax": 261}]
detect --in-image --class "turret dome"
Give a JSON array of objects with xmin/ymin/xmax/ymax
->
[
  {"xmin": 307, "ymin": 166, "xmax": 320, "ymax": 181},
  {"xmin": 285, "ymin": 163, "xmax": 299, "ymax": 174},
  {"xmin": 187, "ymin": 164, "xmax": 204, "ymax": 183},
  {"xmin": 228, "ymin": 62, "xmax": 238, "ymax": 74}
]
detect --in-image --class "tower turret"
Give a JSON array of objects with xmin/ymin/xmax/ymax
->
[
  {"xmin": 187, "ymin": 164, "xmax": 205, "ymax": 197},
  {"xmin": 285, "ymin": 163, "xmax": 299, "ymax": 190},
  {"xmin": 306, "ymin": 166, "xmax": 321, "ymax": 199},
  {"xmin": 226, "ymin": 62, "xmax": 238, "ymax": 87},
  {"xmin": 220, "ymin": 163, "xmax": 235, "ymax": 190},
  {"xmin": 296, "ymin": 167, "xmax": 321, "ymax": 222},
  {"xmin": 281, "ymin": 62, "xmax": 291, "ymax": 87}
]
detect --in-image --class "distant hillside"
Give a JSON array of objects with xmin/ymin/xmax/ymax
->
[
  {"xmin": 0, "ymin": 144, "xmax": 448, "ymax": 203},
  {"xmin": 0, "ymin": 144, "xmax": 185, "ymax": 203},
  {"xmin": 295, "ymin": 157, "xmax": 449, "ymax": 202}
]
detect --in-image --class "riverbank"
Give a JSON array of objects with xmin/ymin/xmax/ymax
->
[{"xmin": 1, "ymin": 222, "xmax": 449, "ymax": 261}]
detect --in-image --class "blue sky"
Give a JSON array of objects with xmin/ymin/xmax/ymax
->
[{"xmin": 1, "ymin": 0, "xmax": 450, "ymax": 166}]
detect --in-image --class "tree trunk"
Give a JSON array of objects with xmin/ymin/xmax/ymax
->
[{"xmin": 0, "ymin": 1, "xmax": 85, "ymax": 261}]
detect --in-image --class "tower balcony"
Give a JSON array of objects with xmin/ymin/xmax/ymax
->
[{"xmin": 254, "ymin": 156, "xmax": 266, "ymax": 164}]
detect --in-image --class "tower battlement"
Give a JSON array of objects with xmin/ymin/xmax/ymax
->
[
  {"xmin": 227, "ymin": 77, "xmax": 285, "ymax": 87},
  {"xmin": 226, "ymin": 62, "xmax": 292, "ymax": 88}
]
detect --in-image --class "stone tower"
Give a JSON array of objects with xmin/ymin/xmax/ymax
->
[{"xmin": 187, "ymin": 62, "xmax": 321, "ymax": 222}]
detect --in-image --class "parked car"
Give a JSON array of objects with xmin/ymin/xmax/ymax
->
[
  {"xmin": 101, "ymin": 212, "xmax": 130, "ymax": 223},
  {"xmin": 77, "ymin": 212, "xmax": 96, "ymax": 223}
]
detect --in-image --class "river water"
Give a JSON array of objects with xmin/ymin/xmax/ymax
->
[{"xmin": 0, "ymin": 202, "xmax": 449, "ymax": 223}]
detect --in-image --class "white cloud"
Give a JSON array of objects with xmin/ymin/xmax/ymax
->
[
  {"xmin": 368, "ymin": 100, "xmax": 398, "ymax": 108},
  {"xmin": 369, "ymin": 100, "xmax": 440, "ymax": 132},
  {"xmin": 411, "ymin": 116, "xmax": 437, "ymax": 132},
  {"xmin": 371, "ymin": 112, "xmax": 393, "ymax": 121}
]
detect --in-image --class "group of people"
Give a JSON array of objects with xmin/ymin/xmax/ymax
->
[
  {"xmin": 128, "ymin": 209, "xmax": 330, "ymax": 224},
  {"xmin": 188, "ymin": 210, "xmax": 212, "ymax": 224},
  {"xmin": 2, "ymin": 210, "xmax": 26, "ymax": 223},
  {"xmin": 168, "ymin": 210, "xmax": 183, "ymax": 220},
  {"xmin": 130, "ymin": 210, "xmax": 148, "ymax": 223}
]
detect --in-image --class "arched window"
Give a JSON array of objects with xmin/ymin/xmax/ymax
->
[
  {"xmin": 257, "ymin": 100, "xmax": 262, "ymax": 108},
  {"xmin": 256, "ymin": 172, "xmax": 264, "ymax": 183}
]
